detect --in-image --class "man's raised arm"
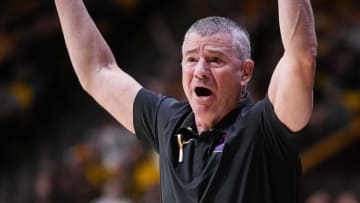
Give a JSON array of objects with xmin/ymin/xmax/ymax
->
[
  {"xmin": 268, "ymin": 0, "xmax": 317, "ymax": 132},
  {"xmin": 55, "ymin": 0, "xmax": 142, "ymax": 133}
]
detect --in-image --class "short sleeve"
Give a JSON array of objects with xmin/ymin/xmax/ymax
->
[
  {"xmin": 257, "ymin": 95, "xmax": 303, "ymax": 159},
  {"xmin": 133, "ymin": 88, "xmax": 180, "ymax": 152}
]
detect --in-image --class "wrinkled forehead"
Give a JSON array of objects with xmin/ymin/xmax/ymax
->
[{"xmin": 182, "ymin": 32, "xmax": 236, "ymax": 55}]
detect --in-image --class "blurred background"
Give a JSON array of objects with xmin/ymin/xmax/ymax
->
[{"xmin": 0, "ymin": 0, "xmax": 359, "ymax": 202}]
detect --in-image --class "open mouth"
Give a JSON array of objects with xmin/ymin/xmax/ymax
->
[{"xmin": 195, "ymin": 87, "xmax": 212, "ymax": 97}]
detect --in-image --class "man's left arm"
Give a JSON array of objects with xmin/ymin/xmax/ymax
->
[{"xmin": 268, "ymin": 0, "xmax": 317, "ymax": 132}]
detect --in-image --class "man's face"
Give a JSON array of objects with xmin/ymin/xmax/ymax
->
[{"xmin": 181, "ymin": 32, "xmax": 253, "ymax": 127}]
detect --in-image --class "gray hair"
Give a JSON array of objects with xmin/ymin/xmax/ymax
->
[{"xmin": 184, "ymin": 16, "xmax": 251, "ymax": 61}]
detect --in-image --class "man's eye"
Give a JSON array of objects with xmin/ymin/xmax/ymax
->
[
  {"xmin": 187, "ymin": 57, "xmax": 198, "ymax": 62},
  {"xmin": 209, "ymin": 57, "xmax": 223, "ymax": 64}
]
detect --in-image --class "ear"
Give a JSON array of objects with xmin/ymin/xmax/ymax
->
[{"xmin": 240, "ymin": 59, "xmax": 254, "ymax": 86}]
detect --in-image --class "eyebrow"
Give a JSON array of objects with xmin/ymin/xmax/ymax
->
[
  {"xmin": 206, "ymin": 49, "xmax": 226, "ymax": 56},
  {"xmin": 183, "ymin": 48, "xmax": 198, "ymax": 55},
  {"xmin": 183, "ymin": 48, "xmax": 227, "ymax": 56}
]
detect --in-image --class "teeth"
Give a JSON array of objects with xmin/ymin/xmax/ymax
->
[{"xmin": 195, "ymin": 87, "xmax": 212, "ymax": 97}]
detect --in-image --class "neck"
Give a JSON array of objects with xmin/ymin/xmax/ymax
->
[
  {"xmin": 194, "ymin": 112, "xmax": 225, "ymax": 134},
  {"xmin": 195, "ymin": 119, "xmax": 212, "ymax": 134},
  {"xmin": 195, "ymin": 92, "xmax": 248, "ymax": 134}
]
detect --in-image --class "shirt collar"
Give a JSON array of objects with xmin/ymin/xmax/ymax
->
[{"xmin": 176, "ymin": 92, "xmax": 254, "ymax": 137}]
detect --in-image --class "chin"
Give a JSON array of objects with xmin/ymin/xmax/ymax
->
[{"xmin": 192, "ymin": 103, "xmax": 216, "ymax": 118}]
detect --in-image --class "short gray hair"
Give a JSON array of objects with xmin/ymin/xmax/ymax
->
[{"xmin": 184, "ymin": 16, "xmax": 251, "ymax": 61}]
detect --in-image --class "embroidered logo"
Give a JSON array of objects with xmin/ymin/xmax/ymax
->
[{"xmin": 213, "ymin": 134, "xmax": 226, "ymax": 153}]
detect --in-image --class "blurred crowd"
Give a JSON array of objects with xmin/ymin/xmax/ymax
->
[{"xmin": 0, "ymin": 0, "xmax": 359, "ymax": 202}]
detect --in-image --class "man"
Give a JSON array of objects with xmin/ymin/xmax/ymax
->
[{"xmin": 55, "ymin": 0, "xmax": 317, "ymax": 202}]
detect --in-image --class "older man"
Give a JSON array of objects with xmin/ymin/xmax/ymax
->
[{"xmin": 55, "ymin": 0, "xmax": 317, "ymax": 202}]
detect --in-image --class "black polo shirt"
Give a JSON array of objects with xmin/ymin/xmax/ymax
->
[{"xmin": 133, "ymin": 88, "xmax": 302, "ymax": 203}]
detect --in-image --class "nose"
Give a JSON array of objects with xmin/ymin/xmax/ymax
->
[{"xmin": 194, "ymin": 58, "xmax": 210, "ymax": 79}]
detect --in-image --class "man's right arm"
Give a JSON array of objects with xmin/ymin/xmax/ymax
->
[{"xmin": 55, "ymin": 0, "xmax": 142, "ymax": 133}]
